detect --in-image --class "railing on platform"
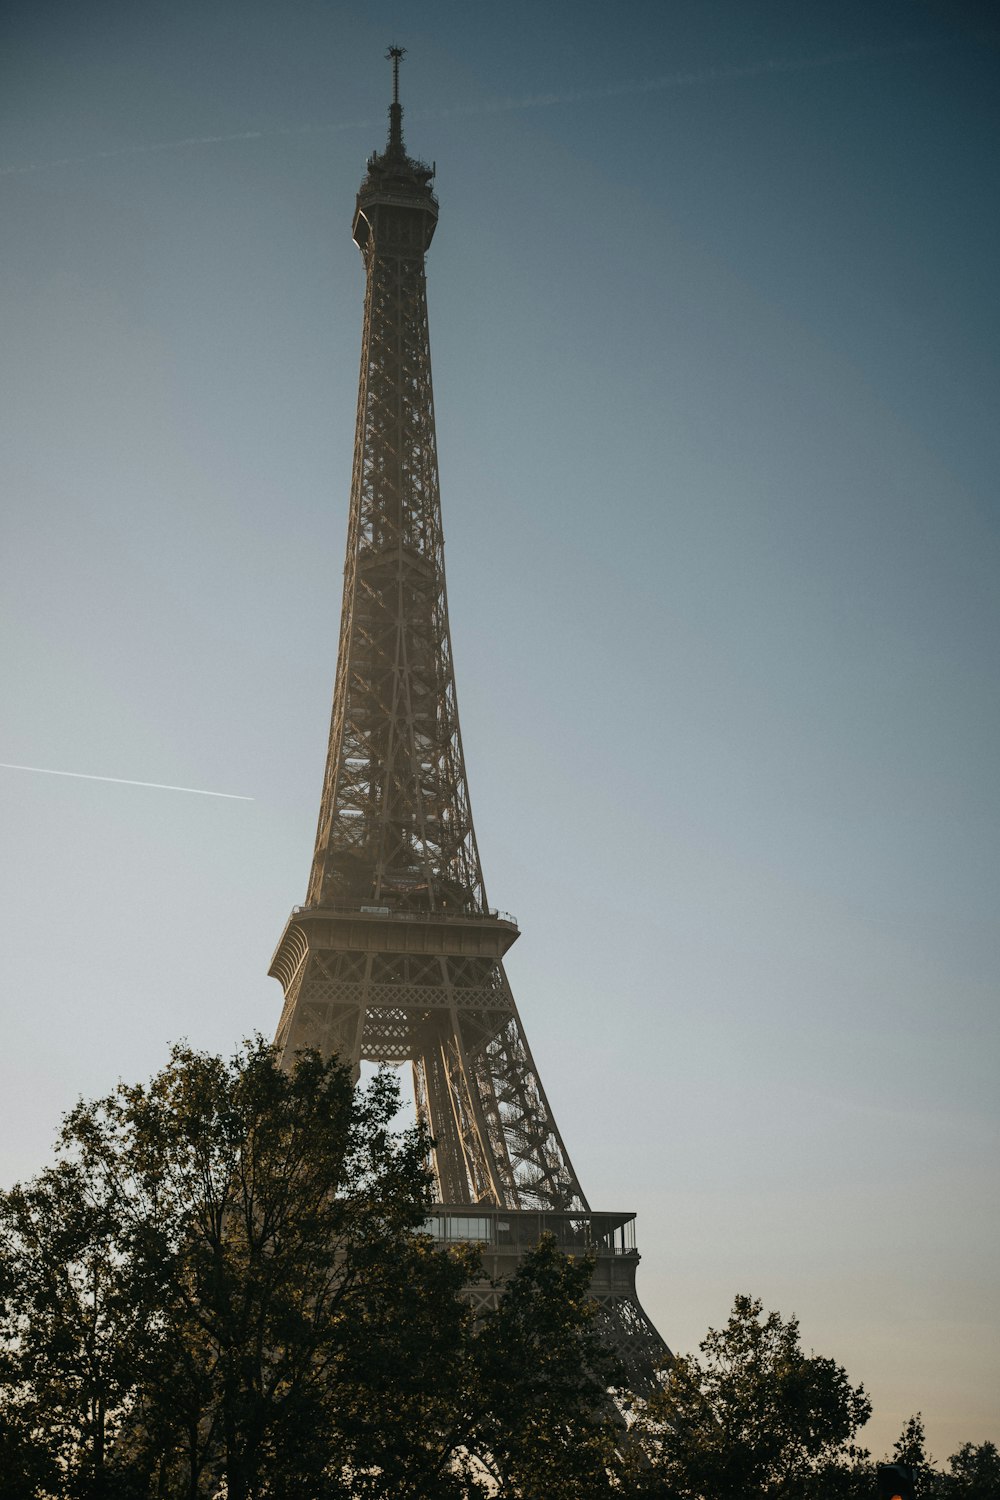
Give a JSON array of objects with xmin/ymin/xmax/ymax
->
[
  {"xmin": 420, "ymin": 1206, "xmax": 637, "ymax": 1257},
  {"xmin": 291, "ymin": 902, "xmax": 517, "ymax": 927}
]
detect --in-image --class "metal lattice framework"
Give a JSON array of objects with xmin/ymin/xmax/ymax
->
[{"xmin": 270, "ymin": 51, "xmax": 668, "ymax": 1385}]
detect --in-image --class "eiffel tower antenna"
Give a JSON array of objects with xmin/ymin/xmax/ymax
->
[
  {"xmin": 270, "ymin": 49, "xmax": 668, "ymax": 1385},
  {"xmin": 385, "ymin": 43, "xmax": 405, "ymax": 154}
]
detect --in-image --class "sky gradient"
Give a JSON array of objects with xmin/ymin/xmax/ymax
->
[{"xmin": 2, "ymin": 0, "xmax": 998, "ymax": 1460}]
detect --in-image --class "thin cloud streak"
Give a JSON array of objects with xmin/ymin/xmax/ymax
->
[
  {"xmin": 0, "ymin": 763, "xmax": 254, "ymax": 801},
  {"xmin": 418, "ymin": 37, "xmax": 946, "ymax": 122},
  {"xmin": 1, "ymin": 38, "xmax": 945, "ymax": 178},
  {"xmin": 0, "ymin": 118, "xmax": 372, "ymax": 177}
]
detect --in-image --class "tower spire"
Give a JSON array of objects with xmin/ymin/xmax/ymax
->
[{"xmin": 385, "ymin": 44, "xmax": 406, "ymax": 155}]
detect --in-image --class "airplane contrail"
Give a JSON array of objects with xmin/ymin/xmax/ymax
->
[
  {"xmin": 0, "ymin": 38, "xmax": 949, "ymax": 179},
  {"xmin": 415, "ymin": 38, "xmax": 949, "ymax": 121},
  {"xmin": 0, "ymin": 762, "xmax": 254, "ymax": 801},
  {"xmin": 0, "ymin": 119, "xmax": 371, "ymax": 177}
]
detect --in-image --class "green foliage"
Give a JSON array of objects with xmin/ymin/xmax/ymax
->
[
  {"xmin": 892, "ymin": 1413, "xmax": 929, "ymax": 1468},
  {"xmin": 471, "ymin": 1234, "xmax": 624, "ymax": 1498},
  {"xmin": 891, "ymin": 1412, "xmax": 939, "ymax": 1495},
  {"xmin": 0, "ymin": 1151, "xmax": 152, "ymax": 1498},
  {"xmin": 0, "ymin": 1040, "xmax": 622, "ymax": 1499},
  {"xmin": 945, "ymin": 1440, "xmax": 1000, "ymax": 1498},
  {"xmin": 628, "ymin": 1293, "xmax": 872, "ymax": 1500},
  {"xmin": 885, "ymin": 1417, "xmax": 1000, "ymax": 1500},
  {"xmin": 5, "ymin": 1044, "xmax": 993, "ymax": 1499},
  {"xmin": 73, "ymin": 1039, "xmax": 445, "ymax": 1497},
  {"xmin": 0, "ymin": 1041, "xmax": 461, "ymax": 1497}
]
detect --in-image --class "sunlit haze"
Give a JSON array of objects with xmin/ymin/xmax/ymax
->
[{"xmin": 2, "ymin": 0, "xmax": 997, "ymax": 1461}]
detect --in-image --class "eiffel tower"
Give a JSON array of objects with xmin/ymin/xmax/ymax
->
[{"xmin": 270, "ymin": 48, "xmax": 667, "ymax": 1385}]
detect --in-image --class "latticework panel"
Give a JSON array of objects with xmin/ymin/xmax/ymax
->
[
  {"xmin": 593, "ymin": 1296, "xmax": 671, "ymax": 1395},
  {"xmin": 275, "ymin": 942, "xmax": 585, "ymax": 1212},
  {"xmin": 306, "ymin": 181, "xmax": 484, "ymax": 918}
]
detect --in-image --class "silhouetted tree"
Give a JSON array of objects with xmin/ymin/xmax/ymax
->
[
  {"xmin": 470, "ymin": 1234, "xmax": 623, "ymax": 1498},
  {"xmin": 890, "ymin": 1412, "xmax": 952, "ymax": 1499},
  {"xmin": 27, "ymin": 1044, "xmax": 988, "ymax": 1500},
  {"xmin": 0, "ymin": 1043, "xmax": 467, "ymax": 1496},
  {"xmin": 0, "ymin": 1148, "xmax": 153, "ymax": 1497},
  {"xmin": 627, "ymin": 1294, "xmax": 872, "ymax": 1500},
  {"xmin": 0, "ymin": 1040, "xmax": 626, "ymax": 1499},
  {"xmin": 945, "ymin": 1440, "xmax": 1000, "ymax": 1498}
]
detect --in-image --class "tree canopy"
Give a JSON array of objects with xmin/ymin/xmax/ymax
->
[
  {"xmin": 886, "ymin": 1414, "xmax": 1000, "ymax": 1500},
  {"xmin": 1, "ymin": 1043, "xmax": 995, "ymax": 1498},
  {"xmin": 627, "ymin": 1293, "xmax": 872, "ymax": 1499},
  {"xmin": 0, "ymin": 1040, "xmax": 620, "ymax": 1499}
]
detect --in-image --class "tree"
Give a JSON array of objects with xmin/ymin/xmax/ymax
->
[
  {"xmin": 313, "ymin": 1228, "xmax": 482, "ymax": 1499},
  {"xmin": 893, "ymin": 1412, "xmax": 931, "ymax": 1471},
  {"xmin": 890, "ymin": 1412, "xmax": 952, "ymax": 1499},
  {"xmin": 470, "ymin": 1234, "xmax": 624, "ymax": 1498},
  {"xmin": 946, "ymin": 1440, "xmax": 1000, "ymax": 1499},
  {"xmin": 0, "ymin": 1152, "xmax": 153, "ymax": 1498},
  {"xmin": 0, "ymin": 1041, "xmax": 463, "ymax": 1497},
  {"xmin": 628, "ymin": 1293, "xmax": 872, "ymax": 1499},
  {"xmin": 0, "ymin": 1040, "xmax": 627, "ymax": 1499}
]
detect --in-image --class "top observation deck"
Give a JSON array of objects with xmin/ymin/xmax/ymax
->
[{"xmin": 353, "ymin": 45, "xmax": 438, "ymax": 253}]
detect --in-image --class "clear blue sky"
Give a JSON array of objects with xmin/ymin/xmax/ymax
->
[{"xmin": 2, "ymin": 0, "xmax": 998, "ymax": 1461}]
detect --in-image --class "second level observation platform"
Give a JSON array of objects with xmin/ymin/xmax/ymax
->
[
  {"xmin": 424, "ymin": 1206, "xmax": 637, "ymax": 1257},
  {"xmin": 422, "ymin": 1207, "xmax": 647, "ymax": 1313}
]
